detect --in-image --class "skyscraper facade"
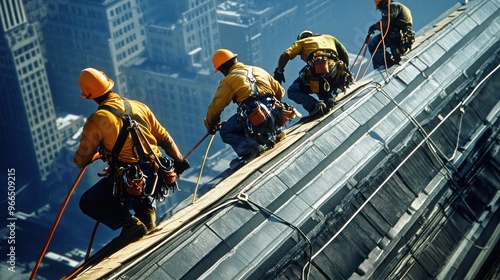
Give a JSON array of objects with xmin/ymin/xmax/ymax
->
[
  {"xmin": 0, "ymin": 0, "xmax": 61, "ymax": 182},
  {"xmin": 124, "ymin": 0, "xmax": 226, "ymax": 157},
  {"xmin": 42, "ymin": 0, "xmax": 147, "ymax": 115}
]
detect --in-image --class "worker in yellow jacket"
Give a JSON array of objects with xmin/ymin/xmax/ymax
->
[
  {"xmin": 274, "ymin": 31, "xmax": 350, "ymax": 120},
  {"xmin": 74, "ymin": 68, "xmax": 190, "ymax": 243},
  {"xmin": 205, "ymin": 49, "xmax": 286, "ymax": 162}
]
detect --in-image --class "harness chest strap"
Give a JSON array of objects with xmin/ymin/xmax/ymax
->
[{"xmin": 98, "ymin": 99, "xmax": 149, "ymax": 165}]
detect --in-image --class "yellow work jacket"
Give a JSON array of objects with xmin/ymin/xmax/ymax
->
[
  {"xmin": 204, "ymin": 62, "xmax": 285, "ymax": 129},
  {"xmin": 284, "ymin": 34, "xmax": 349, "ymax": 66},
  {"xmin": 74, "ymin": 92, "xmax": 182, "ymax": 168}
]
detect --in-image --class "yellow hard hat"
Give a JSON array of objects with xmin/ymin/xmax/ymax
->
[
  {"xmin": 212, "ymin": 49, "xmax": 237, "ymax": 73},
  {"xmin": 79, "ymin": 68, "xmax": 114, "ymax": 99},
  {"xmin": 374, "ymin": 0, "xmax": 387, "ymax": 10}
]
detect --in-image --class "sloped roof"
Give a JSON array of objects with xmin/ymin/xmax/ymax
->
[{"xmin": 69, "ymin": 1, "xmax": 500, "ymax": 279}]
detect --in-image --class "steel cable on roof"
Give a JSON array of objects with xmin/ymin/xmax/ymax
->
[
  {"xmin": 107, "ymin": 197, "xmax": 240, "ymax": 279},
  {"xmin": 107, "ymin": 193, "xmax": 313, "ymax": 279},
  {"xmin": 301, "ymin": 63, "xmax": 500, "ymax": 278}
]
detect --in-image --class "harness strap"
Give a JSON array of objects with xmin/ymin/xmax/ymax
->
[
  {"xmin": 98, "ymin": 99, "xmax": 148, "ymax": 165},
  {"xmin": 229, "ymin": 66, "xmax": 260, "ymax": 104}
]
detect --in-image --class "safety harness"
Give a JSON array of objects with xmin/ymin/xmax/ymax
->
[
  {"xmin": 300, "ymin": 49, "xmax": 352, "ymax": 94},
  {"xmin": 98, "ymin": 99, "xmax": 177, "ymax": 201},
  {"xmin": 231, "ymin": 67, "xmax": 295, "ymax": 146},
  {"xmin": 388, "ymin": 27, "xmax": 415, "ymax": 62}
]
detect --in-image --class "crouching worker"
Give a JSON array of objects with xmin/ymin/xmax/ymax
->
[
  {"xmin": 74, "ymin": 68, "xmax": 190, "ymax": 244},
  {"xmin": 274, "ymin": 30, "xmax": 351, "ymax": 120},
  {"xmin": 205, "ymin": 49, "xmax": 297, "ymax": 164},
  {"xmin": 368, "ymin": 0, "xmax": 414, "ymax": 69}
]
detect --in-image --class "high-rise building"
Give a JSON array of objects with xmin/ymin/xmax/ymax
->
[
  {"xmin": 124, "ymin": 0, "xmax": 227, "ymax": 159},
  {"xmin": 42, "ymin": 0, "xmax": 147, "ymax": 115},
  {"xmin": 0, "ymin": 0, "xmax": 61, "ymax": 182}
]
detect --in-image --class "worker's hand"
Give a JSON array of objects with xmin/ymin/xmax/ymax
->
[
  {"xmin": 208, "ymin": 128, "xmax": 217, "ymax": 135},
  {"xmin": 208, "ymin": 122, "xmax": 223, "ymax": 135},
  {"xmin": 273, "ymin": 68, "xmax": 286, "ymax": 84},
  {"xmin": 207, "ymin": 125, "xmax": 218, "ymax": 135},
  {"xmin": 174, "ymin": 159, "xmax": 190, "ymax": 175}
]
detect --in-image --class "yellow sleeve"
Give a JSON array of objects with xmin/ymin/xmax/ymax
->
[
  {"xmin": 73, "ymin": 115, "xmax": 102, "ymax": 168},
  {"xmin": 205, "ymin": 79, "xmax": 233, "ymax": 129}
]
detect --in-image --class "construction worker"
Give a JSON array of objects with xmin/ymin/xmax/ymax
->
[
  {"xmin": 368, "ymin": 0, "xmax": 414, "ymax": 69},
  {"xmin": 274, "ymin": 30, "xmax": 351, "ymax": 120},
  {"xmin": 74, "ymin": 68, "xmax": 190, "ymax": 244},
  {"xmin": 205, "ymin": 49, "xmax": 287, "ymax": 162}
]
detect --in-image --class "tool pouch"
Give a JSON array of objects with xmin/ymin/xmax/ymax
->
[
  {"xmin": 248, "ymin": 102, "xmax": 267, "ymax": 126},
  {"xmin": 309, "ymin": 77, "xmax": 320, "ymax": 93},
  {"xmin": 313, "ymin": 60, "xmax": 329, "ymax": 75}
]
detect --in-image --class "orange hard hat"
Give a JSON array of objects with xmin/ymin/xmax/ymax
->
[
  {"xmin": 79, "ymin": 68, "xmax": 114, "ymax": 99},
  {"xmin": 212, "ymin": 49, "xmax": 237, "ymax": 73},
  {"xmin": 374, "ymin": 0, "xmax": 388, "ymax": 10}
]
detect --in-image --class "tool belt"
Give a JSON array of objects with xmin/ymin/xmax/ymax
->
[
  {"xmin": 388, "ymin": 27, "xmax": 415, "ymax": 56},
  {"xmin": 237, "ymin": 96, "xmax": 294, "ymax": 146},
  {"xmin": 300, "ymin": 50, "xmax": 348, "ymax": 94},
  {"xmin": 106, "ymin": 156, "xmax": 177, "ymax": 201},
  {"xmin": 98, "ymin": 99, "xmax": 179, "ymax": 202}
]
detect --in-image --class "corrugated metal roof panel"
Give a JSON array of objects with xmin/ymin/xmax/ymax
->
[
  {"xmin": 396, "ymin": 63, "xmax": 421, "ymax": 85},
  {"xmin": 159, "ymin": 228, "xmax": 224, "ymax": 279},
  {"xmin": 276, "ymin": 143, "xmax": 325, "ymax": 187},
  {"xmin": 419, "ymin": 43, "xmax": 447, "ymax": 67},
  {"xmin": 437, "ymin": 29, "xmax": 464, "ymax": 51},
  {"xmin": 349, "ymin": 96, "xmax": 386, "ymax": 126},
  {"xmin": 247, "ymin": 176, "xmax": 289, "ymax": 207},
  {"xmin": 298, "ymin": 169, "xmax": 344, "ymax": 208},
  {"xmin": 323, "ymin": 234, "xmax": 367, "ymax": 278},
  {"xmin": 454, "ymin": 15, "xmax": 479, "ymax": 37},
  {"xmin": 410, "ymin": 57, "xmax": 429, "ymax": 72},
  {"xmin": 370, "ymin": 110, "xmax": 406, "ymax": 142},
  {"xmin": 200, "ymin": 251, "xmax": 248, "ymax": 280},
  {"xmin": 314, "ymin": 116, "xmax": 361, "ymax": 153},
  {"xmin": 207, "ymin": 207, "xmax": 257, "ymax": 241},
  {"xmin": 470, "ymin": 1, "xmax": 498, "ymax": 25},
  {"xmin": 274, "ymin": 195, "xmax": 313, "ymax": 224}
]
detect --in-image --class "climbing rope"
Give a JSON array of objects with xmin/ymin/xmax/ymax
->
[
  {"xmin": 30, "ymin": 153, "xmax": 101, "ymax": 280},
  {"xmin": 192, "ymin": 133, "xmax": 216, "ymax": 204}
]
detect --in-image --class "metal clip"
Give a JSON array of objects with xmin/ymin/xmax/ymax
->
[{"xmin": 237, "ymin": 192, "xmax": 249, "ymax": 202}]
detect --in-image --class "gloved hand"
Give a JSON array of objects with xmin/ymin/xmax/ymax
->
[
  {"xmin": 174, "ymin": 159, "xmax": 190, "ymax": 175},
  {"xmin": 273, "ymin": 68, "xmax": 286, "ymax": 84},
  {"xmin": 208, "ymin": 126, "xmax": 218, "ymax": 135},
  {"xmin": 208, "ymin": 123, "xmax": 221, "ymax": 135}
]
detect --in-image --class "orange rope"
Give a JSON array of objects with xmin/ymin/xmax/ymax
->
[
  {"xmin": 361, "ymin": 0, "xmax": 392, "ymax": 80},
  {"xmin": 30, "ymin": 153, "xmax": 101, "ymax": 280},
  {"xmin": 352, "ymin": 34, "xmax": 372, "ymax": 82}
]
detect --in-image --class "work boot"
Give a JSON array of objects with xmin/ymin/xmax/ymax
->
[
  {"xmin": 136, "ymin": 207, "xmax": 156, "ymax": 232},
  {"xmin": 326, "ymin": 98, "xmax": 335, "ymax": 112},
  {"xmin": 276, "ymin": 131, "xmax": 286, "ymax": 142},
  {"xmin": 117, "ymin": 216, "xmax": 147, "ymax": 244},
  {"xmin": 242, "ymin": 144, "xmax": 266, "ymax": 162},
  {"xmin": 308, "ymin": 101, "xmax": 326, "ymax": 120}
]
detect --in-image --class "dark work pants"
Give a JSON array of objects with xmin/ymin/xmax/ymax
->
[
  {"xmin": 288, "ymin": 77, "xmax": 336, "ymax": 113},
  {"xmin": 220, "ymin": 113, "xmax": 259, "ymax": 157},
  {"xmin": 79, "ymin": 177, "xmax": 155, "ymax": 230}
]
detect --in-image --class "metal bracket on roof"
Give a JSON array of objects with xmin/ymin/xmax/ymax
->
[{"xmin": 237, "ymin": 192, "xmax": 249, "ymax": 202}]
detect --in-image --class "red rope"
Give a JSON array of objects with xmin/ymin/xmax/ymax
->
[{"xmin": 30, "ymin": 153, "xmax": 101, "ymax": 280}]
